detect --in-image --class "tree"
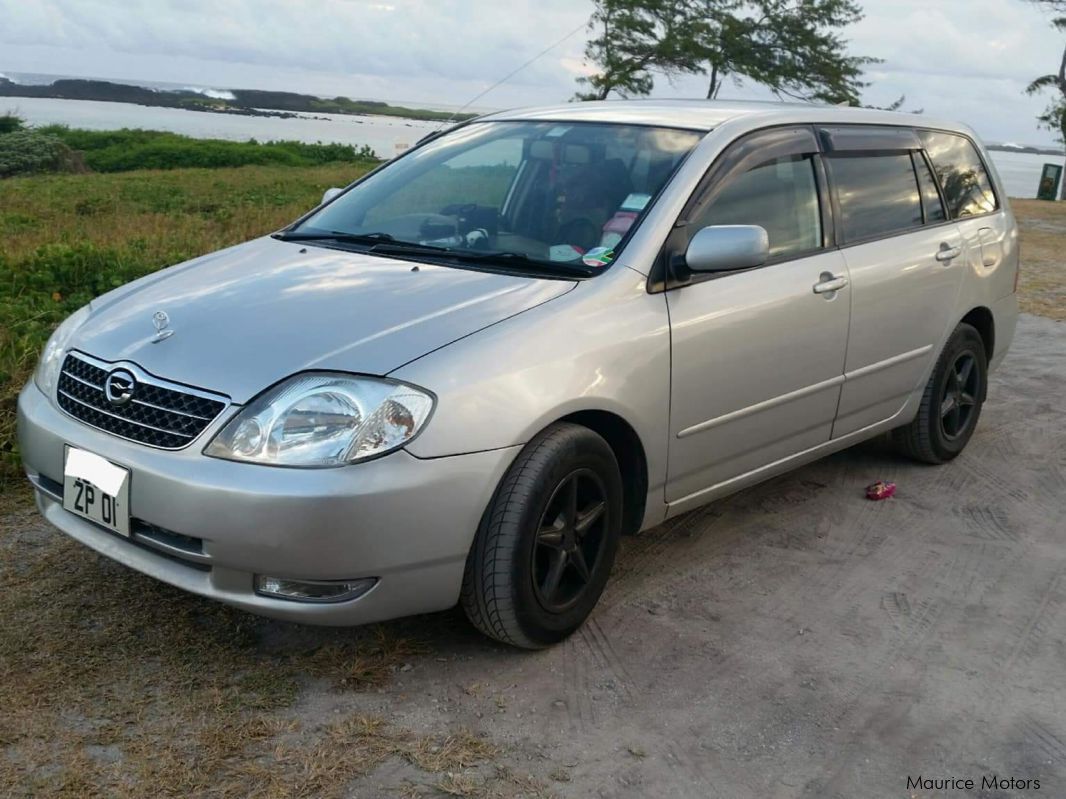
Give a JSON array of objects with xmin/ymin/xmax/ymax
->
[
  {"xmin": 1025, "ymin": 1, "xmax": 1066, "ymax": 196},
  {"xmin": 1026, "ymin": 2, "xmax": 1066, "ymax": 145},
  {"xmin": 575, "ymin": 1, "xmax": 660, "ymax": 100},
  {"xmin": 576, "ymin": 0, "xmax": 877, "ymax": 105}
]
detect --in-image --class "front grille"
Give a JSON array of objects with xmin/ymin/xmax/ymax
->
[{"xmin": 57, "ymin": 352, "xmax": 228, "ymax": 449}]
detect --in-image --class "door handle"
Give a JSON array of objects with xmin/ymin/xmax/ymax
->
[
  {"xmin": 813, "ymin": 274, "xmax": 849, "ymax": 295},
  {"xmin": 935, "ymin": 244, "xmax": 962, "ymax": 262}
]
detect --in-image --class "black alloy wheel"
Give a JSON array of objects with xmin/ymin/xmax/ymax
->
[
  {"xmin": 461, "ymin": 422, "xmax": 624, "ymax": 649},
  {"xmin": 892, "ymin": 322, "xmax": 988, "ymax": 464},
  {"xmin": 531, "ymin": 468, "xmax": 609, "ymax": 614},
  {"xmin": 939, "ymin": 350, "xmax": 980, "ymax": 441}
]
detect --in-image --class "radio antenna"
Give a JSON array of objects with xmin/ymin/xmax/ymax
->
[{"xmin": 439, "ymin": 20, "xmax": 587, "ymax": 128}]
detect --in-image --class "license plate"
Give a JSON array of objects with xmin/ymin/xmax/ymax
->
[{"xmin": 63, "ymin": 446, "xmax": 131, "ymax": 537}]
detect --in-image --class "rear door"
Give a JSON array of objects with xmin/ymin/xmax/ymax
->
[
  {"xmin": 663, "ymin": 126, "xmax": 851, "ymax": 503},
  {"xmin": 918, "ymin": 128, "xmax": 1007, "ymax": 275},
  {"xmin": 823, "ymin": 126, "xmax": 966, "ymax": 438}
]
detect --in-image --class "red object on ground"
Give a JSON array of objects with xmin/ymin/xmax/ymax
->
[{"xmin": 865, "ymin": 481, "xmax": 897, "ymax": 500}]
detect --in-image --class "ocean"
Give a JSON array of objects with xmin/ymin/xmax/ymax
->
[
  {"xmin": 4, "ymin": 96, "xmax": 442, "ymax": 159},
  {"xmin": 991, "ymin": 149, "xmax": 1062, "ymax": 199},
  {"xmin": 2, "ymin": 94, "xmax": 1061, "ymax": 196}
]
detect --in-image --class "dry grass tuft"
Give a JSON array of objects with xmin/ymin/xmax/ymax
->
[
  {"xmin": 0, "ymin": 519, "xmax": 527, "ymax": 797},
  {"xmin": 311, "ymin": 627, "xmax": 432, "ymax": 690},
  {"xmin": 434, "ymin": 766, "xmax": 557, "ymax": 799}
]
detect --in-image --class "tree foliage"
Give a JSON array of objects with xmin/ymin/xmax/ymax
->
[
  {"xmin": 575, "ymin": 0, "xmax": 660, "ymax": 99},
  {"xmin": 1025, "ymin": 1, "xmax": 1066, "ymax": 149},
  {"xmin": 576, "ymin": 0, "xmax": 876, "ymax": 104}
]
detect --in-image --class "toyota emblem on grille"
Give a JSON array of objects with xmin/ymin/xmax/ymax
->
[
  {"xmin": 151, "ymin": 310, "xmax": 174, "ymax": 343},
  {"xmin": 104, "ymin": 369, "xmax": 136, "ymax": 406}
]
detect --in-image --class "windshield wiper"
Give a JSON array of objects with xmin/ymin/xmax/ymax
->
[
  {"xmin": 274, "ymin": 230, "xmax": 397, "ymax": 245},
  {"xmin": 369, "ymin": 241, "xmax": 452, "ymax": 255},
  {"xmin": 275, "ymin": 230, "xmax": 453, "ymax": 255},
  {"xmin": 277, "ymin": 231, "xmax": 594, "ymax": 277},
  {"xmin": 444, "ymin": 250, "xmax": 596, "ymax": 278}
]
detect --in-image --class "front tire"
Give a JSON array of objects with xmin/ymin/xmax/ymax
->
[
  {"xmin": 892, "ymin": 322, "xmax": 987, "ymax": 464},
  {"xmin": 461, "ymin": 423, "xmax": 623, "ymax": 649}
]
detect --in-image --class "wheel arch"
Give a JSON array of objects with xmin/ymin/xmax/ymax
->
[
  {"xmin": 960, "ymin": 306, "xmax": 995, "ymax": 362},
  {"xmin": 557, "ymin": 409, "xmax": 648, "ymax": 537}
]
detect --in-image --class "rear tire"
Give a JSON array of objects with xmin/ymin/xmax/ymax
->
[
  {"xmin": 892, "ymin": 322, "xmax": 987, "ymax": 464},
  {"xmin": 461, "ymin": 423, "xmax": 623, "ymax": 649}
]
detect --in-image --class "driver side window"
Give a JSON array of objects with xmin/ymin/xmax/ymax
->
[
  {"xmin": 691, "ymin": 155, "xmax": 822, "ymax": 260},
  {"xmin": 363, "ymin": 138, "xmax": 523, "ymax": 228}
]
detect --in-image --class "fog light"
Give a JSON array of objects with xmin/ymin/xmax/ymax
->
[{"xmin": 254, "ymin": 575, "xmax": 377, "ymax": 603}]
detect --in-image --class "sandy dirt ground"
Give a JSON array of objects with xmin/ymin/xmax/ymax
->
[
  {"xmin": 3, "ymin": 312, "xmax": 1062, "ymax": 798},
  {"xmin": 345, "ymin": 314, "xmax": 1066, "ymax": 798}
]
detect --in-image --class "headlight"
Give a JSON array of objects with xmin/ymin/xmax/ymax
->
[
  {"xmin": 204, "ymin": 373, "xmax": 434, "ymax": 467},
  {"xmin": 34, "ymin": 305, "xmax": 91, "ymax": 398}
]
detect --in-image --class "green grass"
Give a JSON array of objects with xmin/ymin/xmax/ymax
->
[
  {"xmin": 0, "ymin": 162, "xmax": 373, "ymax": 482},
  {"xmin": 304, "ymin": 96, "xmax": 471, "ymax": 121}
]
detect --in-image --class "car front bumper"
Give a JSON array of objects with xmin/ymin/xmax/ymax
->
[{"xmin": 17, "ymin": 380, "xmax": 519, "ymax": 625}]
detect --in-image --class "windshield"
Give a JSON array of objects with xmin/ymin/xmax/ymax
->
[{"xmin": 291, "ymin": 120, "xmax": 703, "ymax": 274}]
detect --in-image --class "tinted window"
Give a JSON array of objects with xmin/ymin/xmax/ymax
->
[
  {"xmin": 693, "ymin": 155, "xmax": 822, "ymax": 258},
  {"xmin": 918, "ymin": 130, "xmax": 997, "ymax": 218},
  {"xmin": 914, "ymin": 153, "xmax": 946, "ymax": 223},
  {"xmin": 827, "ymin": 153, "xmax": 922, "ymax": 242}
]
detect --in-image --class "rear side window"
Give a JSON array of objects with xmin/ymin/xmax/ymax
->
[
  {"xmin": 692, "ymin": 155, "xmax": 822, "ymax": 259},
  {"xmin": 826, "ymin": 153, "xmax": 922, "ymax": 242},
  {"xmin": 913, "ymin": 154, "xmax": 946, "ymax": 223},
  {"xmin": 917, "ymin": 130, "xmax": 998, "ymax": 218}
]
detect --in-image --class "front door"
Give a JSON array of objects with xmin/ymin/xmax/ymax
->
[{"xmin": 664, "ymin": 127, "xmax": 850, "ymax": 505}]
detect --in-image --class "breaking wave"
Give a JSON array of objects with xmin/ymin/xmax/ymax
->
[{"xmin": 182, "ymin": 86, "xmax": 236, "ymax": 100}]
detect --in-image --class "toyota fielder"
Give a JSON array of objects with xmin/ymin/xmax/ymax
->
[{"xmin": 18, "ymin": 100, "xmax": 1018, "ymax": 648}]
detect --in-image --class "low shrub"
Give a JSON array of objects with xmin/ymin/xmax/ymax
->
[
  {"xmin": 0, "ymin": 112, "xmax": 24, "ymax": 134},
  {"xmin": 0, "ymin": 130, "xmax": 83, "ymax": 178}
]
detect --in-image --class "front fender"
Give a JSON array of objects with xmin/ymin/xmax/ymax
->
[{"xmin": 390, "ymin": 267, "xmax": 671, "ymax": 509}]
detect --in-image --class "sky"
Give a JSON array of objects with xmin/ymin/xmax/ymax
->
[{"xmin": 0, "ymin": 0, "xmax": 1062, "ymax": 146}]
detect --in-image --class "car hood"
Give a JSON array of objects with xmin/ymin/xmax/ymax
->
[{"xmin": 74, "ymin": 236, "xmax": 575, "ymax": 403}]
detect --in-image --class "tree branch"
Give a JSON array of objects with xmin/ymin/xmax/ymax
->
[{"xmin": 1057, "ymin": 44, "xmax": 1066, "ymax": 94}]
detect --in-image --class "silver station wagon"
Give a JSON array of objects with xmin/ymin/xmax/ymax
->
[{"xmin": 18, "ymin": 100, "xmax": 1018, "ymax": 648}]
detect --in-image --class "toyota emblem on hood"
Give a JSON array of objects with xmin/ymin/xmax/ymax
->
[{"xmin": 152, "ymin": 310, "xmax": 174, "ymax": 342}]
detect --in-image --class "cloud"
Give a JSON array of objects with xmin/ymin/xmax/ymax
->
[
  {"xmin": 0, "ymin": 0, "xmax": 1062, "ymax": 144},
  {"xmin": 0, "ymin": 0, "xmax": 591, "ymax": 90}
]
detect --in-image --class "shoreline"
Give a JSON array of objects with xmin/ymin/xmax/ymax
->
[{"xmin": 0, "ymin": 77, "xmax": 475, "ymax": 124}]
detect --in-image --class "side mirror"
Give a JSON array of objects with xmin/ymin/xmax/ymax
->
[
  {"xmin": 684, "ymin": 225, "xmax": 769, "ymax": 272},
  {"xmin": 321, "ymin": 187, "xmax": 344, "ymax": 205}
]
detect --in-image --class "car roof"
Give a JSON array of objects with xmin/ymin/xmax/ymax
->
[{"xmin": 479, "ymin": 99, "xmax": 976, "ymax": 140}]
